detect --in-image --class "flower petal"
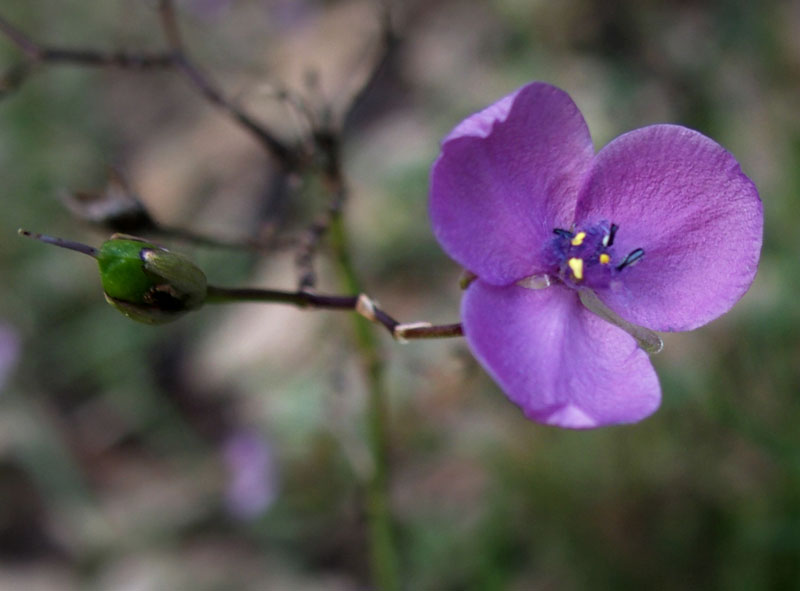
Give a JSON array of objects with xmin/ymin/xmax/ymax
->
[
  {"xmin": 462, "ymin": 281, "xmax": 661, "ymax": 428},
  {"xmin": 575, "ymin": 124, "xmax": 762, "ymax": 331},
  {"xmin": 430, "ymin": 82, "xmax": 594, "ymax": 285}
]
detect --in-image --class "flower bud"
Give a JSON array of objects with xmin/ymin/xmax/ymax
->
[
  {"xmin": 98, "ymin": 234, "xmax": 207, "ymax": 324},
  {"xmin": 19, "ymin": 230, "xmax": 207, "ymax": 324}
]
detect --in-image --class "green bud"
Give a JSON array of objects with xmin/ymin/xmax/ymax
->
[
  {"xmin": 19, "ymin": 230, "xmax": 207, "ymax": 324},
  {"xmin": 98, "ymin": 234, "xmax": 207, "ymax": 324}
]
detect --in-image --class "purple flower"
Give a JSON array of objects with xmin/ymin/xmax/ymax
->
[{"xmin": 430, "ymin": 82, "xmax": 762, "ymax": 429}]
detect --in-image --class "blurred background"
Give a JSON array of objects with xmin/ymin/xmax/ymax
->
[{"xmin": 1, "ymin": 0, "xmax": 798, "ymax": 589}]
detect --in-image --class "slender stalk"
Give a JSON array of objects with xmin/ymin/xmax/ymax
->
[
  {"xmin": 18, "ymin": 229, "xmax": 99, "ymax": 257},
  {"xmin": 206, "ymin": 286, "xmax": 356, "ymax": 309},
  {"xmin": 205, "ymin": 285, "xmax": 463, "ymax": 341},
  {"xmin": 329, "ymin": 211, "xmax": 400, "ymax": 591}
]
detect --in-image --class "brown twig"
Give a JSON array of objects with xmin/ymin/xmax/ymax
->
[
  {"xmin": 291, "ymin": 0, "xmax": 399, "ymax": 287},
  {"xmin": 37, "ymin": 47, "xmax": 174, "ymax": 68},
  {"xmin": 155, "ymin": 0, "xmax": 298, "ymax": 168},
  {"xmin": 205, "ymin": 286, "xmax": 463, "ymax": 341},
  {"xmin": 340, "ymin": 0, "xmax": 399, "ymax": 129},
  {"xmin": 62, "ymin": 168, "xmax": 293, "ymax": 253},
  {"xmin": 0, "ymin": 13, "xmax": 46, "ymax": 58},
  {"xmin": 0, "ymin": 14, "xmax": 174, "ymax": 68},
  {"xmin": 292, "ymin": 121, "xmax": 347, "ymax": 288},
  {"xmin": 0, "ymin": 9, "xmax": 298, "ymax": 168},
  {"xmin": 295, "ymin": 215, "xmax": 330, "ymax": 290}
]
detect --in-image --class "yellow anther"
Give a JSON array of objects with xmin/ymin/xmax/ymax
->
[
  {"xmin": 567, "ymin": 257, "xmax": 584, "ymax": 280},
  {"xmin": 570, "ymin": 231, "xmax": 586, "ymax": 246},
  {"xmin": 599, "ymin": 253, "xmax": 611, "ymax": 264}
]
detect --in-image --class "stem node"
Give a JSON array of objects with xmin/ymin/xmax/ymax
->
[{"xmin": 356, "ymin": 293, "xmax": 378, "ymax": 323}]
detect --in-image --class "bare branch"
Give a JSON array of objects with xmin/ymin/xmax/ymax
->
[
  {"xmin": 295, "ymin": 216, "xmax": 330, "ymax": 290},
  {"xmin": 340, "ymin": 0, "xmax": 399, "ymax": 130},
  {"xmin": 290, "ymin": 1, "xmax": 400, "ymax": 284},
  {"xmin": 62, "ymin": 168, "xmax": 294, "ymax": 253},
  {"xmin": 0, "ymin": 13, "xmax": 173, "ymax": 68},
  {"xmin": 40, "ymin": 47, "xmax": 174, "ymax": 68},
  {"xmin": 0, "ymin": 9, "xmax": 298, "ymax": 167},
  {"xmin": 205, "ymin": 286, "xmax": 463, "ymax": 341},
  {"xmin": 155, "ymin": 0, "xmax": 299, "ymax": 168},
  {"xmin": 0, "ymin": 13, "xmax": 44, "ymax": 58}
]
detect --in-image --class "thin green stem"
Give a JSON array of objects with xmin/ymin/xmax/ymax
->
[{"xmin": 329, "ymin": 211, "xmax": 400, "ymax": 591}]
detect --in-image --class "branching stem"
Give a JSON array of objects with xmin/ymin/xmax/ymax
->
[
  {"xmin": 0, "ymin": 8, "xmax": 297, "ymax": 167},
  {"xmin": 8, "ymin": 5, "xmax": 419, "ymax": 588},
  {"xmin": 0, "ymin": 14, "xmax": 173, "ymax": 67},
  {"xmin": 205, "ymin": 285, "xmax": 463, "ymax": 341},
  {"xmin": 154, "ymin": 0, "xmax": 297, "ymax": 167}
]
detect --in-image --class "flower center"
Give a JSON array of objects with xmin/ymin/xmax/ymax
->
[
  {"xmin": 547, "ymin": 222, "xmax": 644, "ymax": 290},
  {"xmin": 514, "ymin": 221, "xmax": 661, "ymax": 354}
]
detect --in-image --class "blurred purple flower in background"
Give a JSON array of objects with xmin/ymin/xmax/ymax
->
[
  {"xmin": 430, "ymin": 82, "xmax": 762, "ymax": 429},
  {"xmin": 222, "ymin": 430, "xmax": 278, "ymax": 519},
  {"xmin": 0, "ymin": 322, "xmax": 20, "ymax": 393}
]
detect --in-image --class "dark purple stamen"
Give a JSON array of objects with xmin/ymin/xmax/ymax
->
[
  {"xmin": 604, "ymin": 223, "xmax": 619, "ymax": 247},
  {"xmin": 617, "ymin": 248, "xmax": 644, "ymax": 270},
  {"xmin": 553, "ymin": 228, "xmax": 573, "ymax": 238}
]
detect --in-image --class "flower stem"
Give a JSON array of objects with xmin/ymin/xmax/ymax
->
[
  {"xmin": 205, "ymin": 286, "xmax": 463, "ymax": 341},
  {"xmin": 328, "ymin": 211, "xmax": 401, "ymax": 591}
]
